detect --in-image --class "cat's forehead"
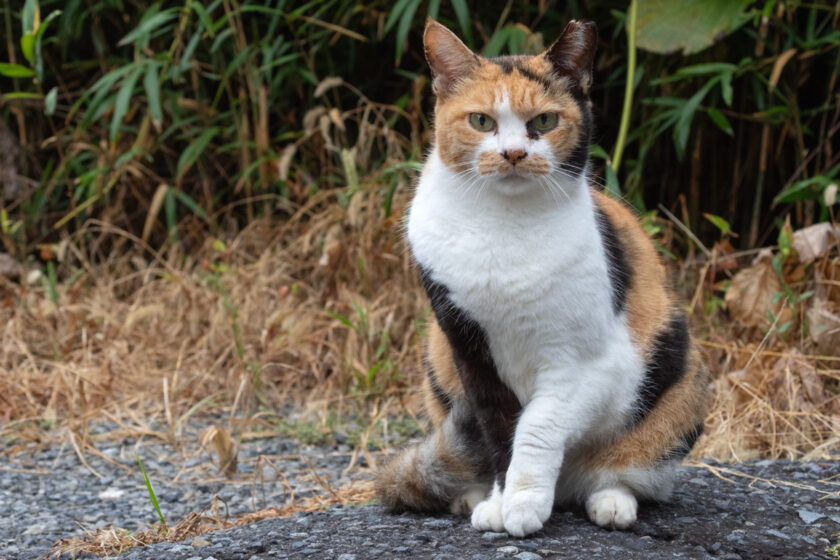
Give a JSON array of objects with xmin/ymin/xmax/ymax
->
[{"xmin": 441, "ymin": 54, "xmax": 577, "ymax": 115}]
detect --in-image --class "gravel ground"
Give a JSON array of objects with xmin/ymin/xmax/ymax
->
[{"xmin": 2, "ymin": 428, "xmax": 839, "ymax": 560}]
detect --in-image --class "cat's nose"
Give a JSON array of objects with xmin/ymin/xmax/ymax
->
[{"xmin": 502, "ymin": 150, "xmax": 527, "ymax": 165}]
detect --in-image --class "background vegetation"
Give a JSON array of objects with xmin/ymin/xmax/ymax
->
[{"xmin": 1, "ymin": 0, "xmax": 839, "ymax": 476}]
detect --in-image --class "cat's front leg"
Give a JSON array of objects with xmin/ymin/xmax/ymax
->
[{"xmin": 501, "ymin": 390, "xmax": 586, "ymax": 537}]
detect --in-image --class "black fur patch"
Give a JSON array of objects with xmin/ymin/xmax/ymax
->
[
  {"xmin": 659, "ymin": 423, "xmax": 704, "ymax": 462},
  {"xmin": 632, "ymin": 313, "xmax": 690, "ymax": 424},
  {"xmin": 593, "ymin": 204, "xmax": 632, "ymax": 314},
  {"xmin": 420, "ymin": 267, "xmax": 521, "ymax": 485},
  {"xmin": 559, "ymin": 91, "xmax": 592, "ymax": 176},
  {"xmin": 423, "ymin": 357, "xmax": 452, "ymax": 412},
  {"xmin": 490, "ymin": 56, "xmax": 514, "ymax": 74},
  {"xmin": 489, "ymin": 56, "xmax": 553, "ymax": 91}
]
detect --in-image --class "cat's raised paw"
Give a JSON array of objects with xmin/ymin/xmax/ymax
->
[
  {"xmin": 471, "ymin": 495, "xmax": 504, "ymax": 532},
  {"xmin": 586, "ymin": 487, "xmax": 638, "ymax": 530}
]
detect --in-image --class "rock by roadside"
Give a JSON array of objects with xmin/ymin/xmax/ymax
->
[{"xmin": 1, "ymin": 429, "xmax": 839, "ymax": 560}]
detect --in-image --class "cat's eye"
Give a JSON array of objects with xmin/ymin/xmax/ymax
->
[
  {"xmin": 469, "ymin": 113, "xmax": 496, "ymax": 132},
  {"xmin": 529, "ymin": 113, "xmax": 559, "ymax": 132}
]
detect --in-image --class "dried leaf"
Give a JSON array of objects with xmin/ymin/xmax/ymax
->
[
  {"xmin": 807, "ymin": 297, "xmax": 840, "ymax": 352},
  {"xmin": 824, "ymin": 183, "xmax": 837, "ymax": 206},
  {"xmin": 277, "ymin": 145, "xmax": 296, "ymax": 181},
  {"xmin": 142, "ymin": 183, "xmax": 169, "ymax": 244},
  {"xmin": 792, "ymin": 222, "xmax": 837, "ymax": 263},
  {"xmin": 303, "ymin": 106, "xmax": 326, "ymax": 136},
  {"xmin": 319, "ymin": 224, "xmax": 343, "ymax": 269},
  {"xmin": 0, "ymin": 253, "xmax": 21, "ymax": 278},
  {"xmin": 201, "ymin": 426, "xmax": 238, "ymax": 477},
  {"xmin": 725, "ymin": 259, "xmax": 782, "ymax": 327},
  {"xmin": 328, "ymin": 107, "xmax": 345, "ymax": 131},
  {"xmin": 768, "ymin": 48, "xmax": 797, "ymax": 91},
  {"xmin": 313, "ymin": 76, "xmax": 343, "ymax": 98}
]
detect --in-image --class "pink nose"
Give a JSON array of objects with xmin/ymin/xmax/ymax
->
[{"xmin": 502, "ymin": 150, "xmax": 527, "ymax": 165}]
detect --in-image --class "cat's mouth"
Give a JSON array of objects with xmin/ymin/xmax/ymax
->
[{"xmin": 477, "ymin": 151, "xmax": 551, "ymax": 179}]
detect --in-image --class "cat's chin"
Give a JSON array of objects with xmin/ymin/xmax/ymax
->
[{"xmin": 487, "ymin": 173, "xmax": 541, "ymax": 196}]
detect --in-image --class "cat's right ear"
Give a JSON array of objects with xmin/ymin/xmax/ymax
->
[{"xmin": 424, "ymin": 19, "xmax": 477, "ymax": 98}]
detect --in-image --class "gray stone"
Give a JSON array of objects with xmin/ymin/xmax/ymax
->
[
  {"xmin": 798, "ymin": 509, "xmax": 824, "ymax": 524},
  {"xmin": 514, "ymin": 553, "xmax": 543, "ymax": 560},
  {"xmin": 766, "ymin": 529, "xmax": 790, "ymax": 540},
  {"xmin": 482, "ymin": 531, "xmax": 507, "ymax": 540},
  {"xmin": 497, "ymin": 545, "xmax": 520, "ymax": 554}
]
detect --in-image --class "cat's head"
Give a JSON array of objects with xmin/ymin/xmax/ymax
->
[{"xmin": 424, "ymin": 19, "xmax": 596, "ymax": 195}]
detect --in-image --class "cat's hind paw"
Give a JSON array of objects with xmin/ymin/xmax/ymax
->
[
  {"xmin": 471, "ymin": 495, "xmax": 504, "ymax": 532},
  {"xmin": 586, "ymin": 487, "xmax": 638, "ymax": 530},
  {"xmin": 451, "ymin": 485, "xmax": 489, "ymax": 515}
]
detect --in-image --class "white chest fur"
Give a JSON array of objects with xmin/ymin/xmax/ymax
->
[{"xmin": 408, "ymin": 151, "xmax": 642, "ymax": 413}]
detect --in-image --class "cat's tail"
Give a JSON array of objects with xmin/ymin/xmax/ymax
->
[{"xmin": 375, "ymin": 400, "xmax": 489, "ymax": 512}]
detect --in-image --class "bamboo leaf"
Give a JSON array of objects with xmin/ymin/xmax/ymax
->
[
  {"xmin": 172, "ymin": 189, "xmax": 208, "ymax": 222},
  {"xmin": 144, "ymin": 62, "xmax": 163, "ymax": 127},
  {"xmin": 177, "ymin": 127, "xmax": 220, "ymax": 180},
  {"xmin": 0, "ymin": 63, "xmax": 35, "ymax": 78},
  {"xmin": 450, "ymin": 0, "xmax": 473, "ymax": 47},
  {"xmin": 395, "ymin": 0, "xmax": 422, "ymax": 64},
  {"xmin": 118, "ymin": 8, "xmax": 179, "ymax": 47},
  {"xmin": 44, "ymin": 86, "xmax": 58, "ymax": 115},
  {"xmin": 110, "ymin": 67, "xmax": 142, "ymax": 142},
  {"xmin": 21, "ymin": 0, "xmax": 38, "ymax": 35},
  {"xmin": 707, "ymin": 107, "xmax": 733, "ymax": 135},
  {"xmin": 385, "ymin": 0, "xmax": 412, "ymax": 35},
  {"xmin": 20, "ymin": 34, "xmax": 35, "ymax": 63}
]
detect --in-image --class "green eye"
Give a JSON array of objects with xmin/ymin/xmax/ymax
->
[
  {"xmin": 469, "ymin": 113, "xmax": 496, "ymax": 132},
  {"xmin": 529, "ymin": 113, "xmax": 559, "ymax": 132}
]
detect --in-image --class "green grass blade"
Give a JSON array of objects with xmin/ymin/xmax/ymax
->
[{"xmin": 135, "ymin": 452, "xmax": 168, "ymax": 533}]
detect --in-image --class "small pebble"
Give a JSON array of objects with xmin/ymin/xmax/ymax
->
[
  {"xmin": 497, "ymin": 545, "xmax": 519, "ymax": 554},
  {"xmin": 797, "ymin": 509, "xmax": 824, "ymax": 524},
  {"xmin": 514, "ymin": 552, "xmax": 543, "ymax": 560}
]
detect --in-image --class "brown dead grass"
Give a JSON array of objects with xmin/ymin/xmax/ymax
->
[
  {"xmin": 1, "ymin": 181, "xmax": 426, "ymax": 455},
  {"xmin": 2, "ymin": 186, "xmax": 839, "ymax": 463},
  {"xmin": 50, "ymin": 479, "xmax": 376, "ymax": 558}
]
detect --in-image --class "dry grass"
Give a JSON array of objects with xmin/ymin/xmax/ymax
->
[
  {"xmin": 1, "ymin": 180, "xmax": 426, "ymax": 455},
  {"xmin": 50, "ymin": 478, "xmax": 376, "ymax": 558},
  {"xmin": 3, "ymin": 195, "xmax": 836, "ymax": 463}
]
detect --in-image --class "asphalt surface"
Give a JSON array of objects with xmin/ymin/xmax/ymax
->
[{"xmin": 2, "ymin": 430, "xmax": 838, "ymax": 560}]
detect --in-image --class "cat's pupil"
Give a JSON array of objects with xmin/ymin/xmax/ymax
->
[
  {"xmin": 478, "ymin": 115, "xmax": 486, "ymax": 126},
  {"xmin": 540, "ymin": 115, "xmax": 547, "ymax": 124}
]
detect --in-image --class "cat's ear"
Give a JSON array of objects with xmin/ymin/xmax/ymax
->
[
  {"xmin": 424, "ymin": 19, "xmax": 477, "ymax": 98},
  {"xmin": 544, "ymin": 20, "xmax": 598, "ymax": 93}
]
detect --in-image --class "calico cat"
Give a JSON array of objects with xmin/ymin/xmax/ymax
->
[{"xmin": 375, "ymin": 19, "xmax": 710, "ymax": 537}]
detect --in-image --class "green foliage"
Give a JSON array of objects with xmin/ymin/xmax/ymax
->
[
  {"xmin": 635, "ymin": 0, "xmax": 751, "ymax": 54},
  {"xmin": 0, "ymin": 0, "xmax": 838, "ymax": 260},
  {"xmin": 135, "ymin": 452, "xmax": 168, "ymax": 534}
]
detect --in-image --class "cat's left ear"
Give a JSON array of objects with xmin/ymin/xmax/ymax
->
[
  {"xmin": 544, "ymin": 20, "xmax": 598, "ymax": 93},
  {"xmin": 424, "ymin": 19, "xmax": 477, "ymax": 98}
]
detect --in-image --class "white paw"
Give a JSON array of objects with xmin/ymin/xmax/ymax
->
[
  {"xmin": 471, "ymin": 494, "xmax": 504, "ymax": 532},
  {"xmin": 586, "ymin": 487, "xmax": 638, "ymax": 530},
  {"xmin": 451, "ymin": 485, "xmax": 489, "ymax": 515},
  {"xmin": 501, "ymin": 490, "xmax": 552, "ymax": 537}
]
